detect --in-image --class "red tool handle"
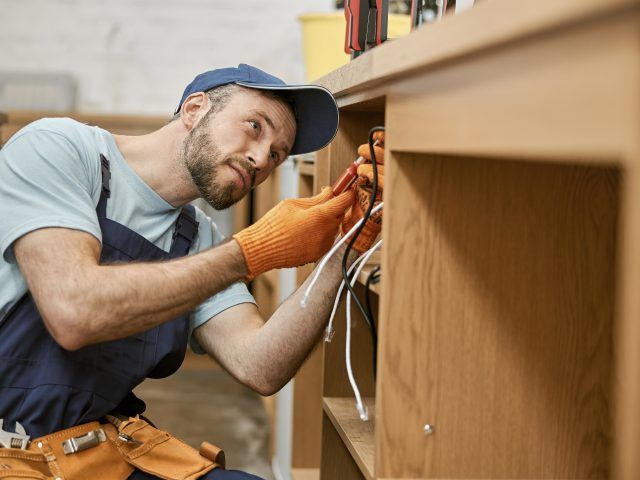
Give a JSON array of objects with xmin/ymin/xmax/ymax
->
[
  {"xmin": 331, "ymin": 161, "xmax": 359, "ymax": 196},
  {"xmin": 344, "ymin": 0, "xmax": 369, "ymax": 52},
  {"xmin": 344, "ymin": 1, "xmax": 353, "ymax": 54}
]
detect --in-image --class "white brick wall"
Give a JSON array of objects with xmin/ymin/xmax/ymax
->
[{"xmin": 0, "ymin": 0, "xmax": 334, "ymax": 115}]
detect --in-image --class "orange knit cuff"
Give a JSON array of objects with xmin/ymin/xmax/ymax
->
[{"xmin": 340, "ymin": 207, "xmax": 382, "ymax": 254}]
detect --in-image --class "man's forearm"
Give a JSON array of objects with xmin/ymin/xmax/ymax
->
[
  {"xmin": 244, "ymin": 243, "xmax": 358, "ymax": 394},
  {"xmin": 16, "ymin": 227, "xmax": 248, "ymax": 349},
  {"xmin": 78, "ymin": 240, "xmax": 247, "ymax": 344}
]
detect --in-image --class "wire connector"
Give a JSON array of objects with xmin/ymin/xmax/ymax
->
[
  {"xmin": 356, "ymin": 402, "xmax": 369, "ymax": 421},
  {"xmin": 324, "ymin": 325, "xmax": 335, "ymax": 343}
]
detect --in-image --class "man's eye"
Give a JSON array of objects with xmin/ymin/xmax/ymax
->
[
  {"xmin": 249, "ymin": 120, "xmax": 260, "ymax": 133},
  {"xmin": 270, "ymin": 151, "xmax": 279, "ymax": 163}
]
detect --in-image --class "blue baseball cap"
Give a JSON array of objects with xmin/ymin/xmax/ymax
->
[{"xmin": 175, "ymin": 64, "xmax": 339, "ymax": 156}]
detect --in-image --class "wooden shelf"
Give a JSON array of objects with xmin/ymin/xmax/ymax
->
[
  {"xmin": 298, "ymin": 161, "xmax": 315, "ymax": 177},
  {"xmin": 0, "ymin": 110, "xmax": 168, "ymax": 142},
  {"xmin": 293, "ymin": 153, "xmax": 316, "ymax": 178},
  {"xmin": 323, "ymin": 397, "xmax": 375, "ymax": 480},
  {"xmin": 316, "ymin": 0, "xmax": 635, "ymax": 98},
  {"xmin": 290, "ymin": 468, "xmax": 319, "ymax": 480}
]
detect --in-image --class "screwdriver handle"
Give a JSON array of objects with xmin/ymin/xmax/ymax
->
[{"xmin": 332, "ymin": 158, "xmax": 363, "ymax": 196}]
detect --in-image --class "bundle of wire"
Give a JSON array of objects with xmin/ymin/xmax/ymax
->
[
  {"xmin": 300, "ymin": 202, "xmax": 383, "ymax": 307},
  {"xmin": 301, "ymin": 126, "xmax": 384, "ymax": 421},
  {"xmin": 339, "ymin": 126, "xmax": 384, "ymax": 420}
]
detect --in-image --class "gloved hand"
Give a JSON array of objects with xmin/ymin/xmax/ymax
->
[
  {"xmin": 234, "ymin": 187, "xmax": 355, "ymax": 280},
  {"xmin": 356, "ymin": 140, "xmax": 385, "ymax": 189},
  {"xmin": 340, "ymin": 131, "xmax": 385, "ymax": 254}
]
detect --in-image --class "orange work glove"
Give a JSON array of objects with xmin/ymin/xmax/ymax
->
[
  {"xmin": 234, "ymin": 187, "xmax": 355, "ymax": 281},
  {"xmin": 356, "ymin": 140, "xmax": 385, "ymax": 189},
  {"xmin": 340, "ymin": 131, "xmax": 385, "ymax": 254}
]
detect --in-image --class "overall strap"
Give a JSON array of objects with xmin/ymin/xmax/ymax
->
[
  {"xmin": 96, "ymin": 154, "xmax": 111, "ymax": 218},
  {"xmin": 169, "ymin": 205, "xmax": 199, "ymax": 257},
  {"xmin": 96, "ymin": 151, "xmax": 198, "ymax": 256}
]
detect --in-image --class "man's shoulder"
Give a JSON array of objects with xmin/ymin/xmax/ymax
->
[
  {"xmin": 15, "ymin": 117, "xmax": 96, "ymax": 143},
  {"xmin": 3, "ymin": 117, "xmax": 106, "ymax": 172},
  {"xmin": 0, "ymin": 117, "xmax": 104, "ymax": 200}
]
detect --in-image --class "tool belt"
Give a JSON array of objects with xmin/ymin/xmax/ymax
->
[{"xmin": 0, "ymin": 416, "xmax": 224, "ymax": 480}]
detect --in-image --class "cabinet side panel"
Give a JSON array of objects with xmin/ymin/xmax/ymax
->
[
  {"xmin": 614, "ymin": 163, "xmax": 640, "ymax": 480},
  {"xmin": 377, "ymin": 153, "xmax": 618, "ymax": 478}
]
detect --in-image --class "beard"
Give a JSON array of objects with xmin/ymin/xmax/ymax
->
[{"xmin": 182, "ymin": 111, "xmax": 255, "ymax": 210}]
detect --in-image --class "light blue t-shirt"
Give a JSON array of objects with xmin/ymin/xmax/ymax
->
[{"xmin": 0, "ymin": 117, "xmax": 255, "ymax": 352}]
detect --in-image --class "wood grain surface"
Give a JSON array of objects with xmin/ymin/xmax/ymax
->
[
  {"xmin": 316, "ymin": 0, "xmax": 639, "ymax": 98},
  {"xmin": 320, "ymin": 412, "xmax": 367, "ymax": 480},
  {"xmin": 311, "ymin": 1, "xmax": 640, "ymax": 478},
  {"xmin": 612, "ymin": 161, "xmax": 640, "ymax": 480},
  {"xmin": 323, "ymin": 397, "xmax": 375, "ymax": 480},
  {"xmin": 384, "ymin": 13, "xmax": 639, "ymax": 164},
  {"xmin": 377, "ymin": 153, "xmax": 619, "ymax": 478}
]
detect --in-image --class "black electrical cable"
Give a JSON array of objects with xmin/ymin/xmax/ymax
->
[
  {"xmin": 341, "ymin": 126, "xmax": 385, "ymax": 380},
  {"xmin": 364, "ymin": 265, "xmax": 380, "ymax": 380},
  {"xmin": 364, "ymin": 265, "xmax": 381, "ymax": 334}
]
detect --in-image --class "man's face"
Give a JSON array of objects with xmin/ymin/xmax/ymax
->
[{"xmin": 182, "ymin": 88, "xmax": 296, "ymax": 210}]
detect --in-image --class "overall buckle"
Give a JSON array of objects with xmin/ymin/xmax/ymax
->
[{"xmin": 172, "ymin": 210, "xmax": 199, "ymax": 242}]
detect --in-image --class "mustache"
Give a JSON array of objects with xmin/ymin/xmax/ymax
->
[{"xmin": 225, "ymin": 156, "xmax": 257, "ymax": 189}]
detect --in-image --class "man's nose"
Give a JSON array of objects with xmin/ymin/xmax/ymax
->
[{"xmin": 247, "ymin": 146, "xmax": 271, "ymax": 172}]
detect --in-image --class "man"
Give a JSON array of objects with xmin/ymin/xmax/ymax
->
[{"xmin": 0, "ymin": 64, "xmax": 381, "ymax": 479}]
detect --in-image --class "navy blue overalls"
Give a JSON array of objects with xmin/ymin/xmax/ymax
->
[{"xmin": 0, "ymin": 154, "xmax": 262, "ymax": 480}]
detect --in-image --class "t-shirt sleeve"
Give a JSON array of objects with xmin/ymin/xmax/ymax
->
[
  {"xmin": 188, "ymin": 209, "xmax": 256, "ymax": 354},
  {"xmin": 0, "ymin": 125, "xmax": 102, "ymax": 263}
]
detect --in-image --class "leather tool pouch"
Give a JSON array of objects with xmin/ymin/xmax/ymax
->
[
  {"xmin": 0, "ymin": 421, "xmax": 133, "ymax": 480},
  {"xmin": 0, "ymin": 417, "xmax": 221, "ymax": 480},
  {"xmin": 109, "ymin": 416, "xmax": 218, "ymax": 480},
  {"xmin": 0, "ymin": 448, "xmax": 51, "ymax": 479}
]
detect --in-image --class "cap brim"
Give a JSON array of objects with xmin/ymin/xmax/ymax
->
[{"xmin": 236, "ymin": 82, "xmax": 339, "ymax": 156}]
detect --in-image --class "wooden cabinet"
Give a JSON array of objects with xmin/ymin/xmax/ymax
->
[
  {"xmin": 0, "ymin": 110, "xmax": 169, "ymax": 143},
  {"xmin": 291, "ymin": 0, "xmax": 640, "ymax": 478}
]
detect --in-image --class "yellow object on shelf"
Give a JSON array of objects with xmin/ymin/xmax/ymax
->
[{"xmin": 298, "ymin": 12, "xmax": 411, "ymax": 82}]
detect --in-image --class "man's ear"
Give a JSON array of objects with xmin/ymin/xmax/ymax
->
[{"xmin": 180, "ymin": 92, "xmax": 210, "ymax": 131}]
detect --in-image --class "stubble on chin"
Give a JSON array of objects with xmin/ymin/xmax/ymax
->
[{"xmin": 182, "ymin": 122, "xmax": 244, "ymax": 210}]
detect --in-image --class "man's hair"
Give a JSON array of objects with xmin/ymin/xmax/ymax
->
[
  {"xmin": 171, "ymin": 83, "xmax": 240, "ymax": 122},
  {"xmin": 171, "ymin": 83, "xmax": 296, "ymax": 122}
]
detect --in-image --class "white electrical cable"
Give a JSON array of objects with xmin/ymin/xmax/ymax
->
[
  {"xmin": 324, "ymin": 254, "xmax": 368, "ymax": 342},
  {"xmin": 345, "ymin": 240, "xmax": 383, "ymax": 421},
  {"xmin": 300, "ymin": 202, "xmax": 384, "ymax": 308},
  {"xmin": 324, "ymin": 239, "xmax": 383, "ymax": 343}
]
